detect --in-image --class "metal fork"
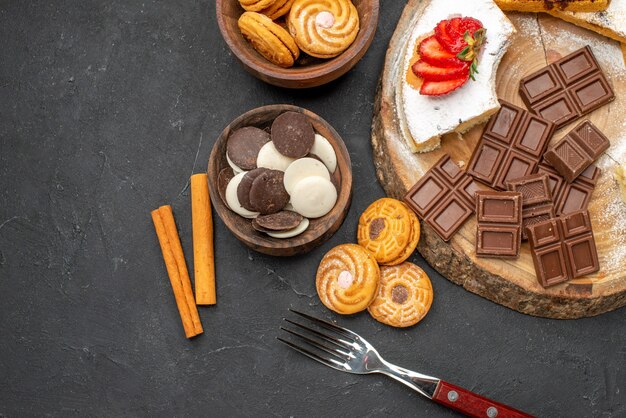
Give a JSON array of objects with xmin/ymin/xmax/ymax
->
[{"xmin": 278, "ymin": 309, "xmax": 534, "ymax": 418}]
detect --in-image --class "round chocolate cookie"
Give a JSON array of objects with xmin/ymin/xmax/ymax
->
[
  {"xmin": 249, "ymin": 169, "xmax": 290, "ymax": 215},
  {"xmin": 237, "ymin": 168, "xmax": 269, "ymax": 212},
  {"xmin": 226, "ymin": 126, "xmax": 270, "ymax": 170},
  {"xmin": 217, "ymin": 167, "xmax": 235, "ymax": 207},
  {"xmin": 254, "ymin": 211, "xmax": 303, "ymax": 231},
  {"xmin": 270, "ymin": 111, "xmax": 315, "ymax": 158}
]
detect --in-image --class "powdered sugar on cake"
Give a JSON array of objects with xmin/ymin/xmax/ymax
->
[{"xmin": 399, "ymin": 0, "xmax": 515, "ymax": 152}]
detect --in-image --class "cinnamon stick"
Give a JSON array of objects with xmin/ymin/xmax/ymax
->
[
  {"xmin": 151, "ymin": 205, "xmax": 203, "ymax": 338},
  {"xmin": 191, "ymin": 173, "xmax": 216, "ymax": 305}
]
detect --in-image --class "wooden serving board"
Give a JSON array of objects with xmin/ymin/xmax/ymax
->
[{"xmin": 372, "ymin": 1, "xmax": 626, "ymax": 318}]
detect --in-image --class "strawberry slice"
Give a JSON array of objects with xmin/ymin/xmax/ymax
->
[
  {"xmin": 420, "ymin": 74, "xmax": 469, "ymax": 96},
  {"xmin": 418, "ymin": 36, "xmax": 466, "ymax": 68},
  {"xmin": 444, "ymin": 17, "xmax": 484, "ymax": 54},
  {"xmin": 434, "ymin": 20, "xmax": 455, "ymax": 53},
  {"xmin": 412, "ymin": 59, "xmax": 469, "ymax": 81}
]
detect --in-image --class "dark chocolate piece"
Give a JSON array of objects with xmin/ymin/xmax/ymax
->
[
  {"xmin": 526, "ymin": 210, "xmax": 599, "ymax": 288},
  {"xmin": 467, "ymin": 100, "xmax": 555, "ymax": 190},
  {"xmin": 543, "ymin": 120, "xmax": 610, "ymax": 183},
  {"xmin": 253, "ymin": 211, "xmax": 303, "ymax": 231},
  {"xmin": 404, "ymin": 154, "xmax": 483, "ymax": 241},
  {"xmin": 237, "ymin": 168, "xmax": 270, "ymax": 211},
  {"xmin": 248, "ymin": 169, "xmax": 290, "ymax": 215},
  {"xmin": 519, "ymin": 47, "xmax": 614, "ymax": 130},
  {"xmin": 506, "ymin": 173, "xmax": 555, "ymax": 240},
  {"xmin": 537, "ymin": 161, "xmax": 600, "ymax": 216},
  {"xmin": 226, "ymin": 126, "xmax": 270, "ymax": 170},
  {"xmin": 475, "ymin": 191, "xmax": 522, "ymax": 258},
  {"xmin": 271, "ymin": 111, "xmax": 315, "ymax": 158}
]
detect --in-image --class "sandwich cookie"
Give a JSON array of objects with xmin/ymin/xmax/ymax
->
[
  {"xmin": 367, "ymin": 262, "xmax": 433, "ymax": 328},
  {"xmin": 316, "ymin": 243, "xmax": 380, "ymax": 315},
  {"xmin": 261, "ymin": 0, "xmax": 295, "ymax": 19},
  {"xmin": 225, "ymin": 172, "xmax": 261, "ymax": 218},
  {"xmin": 238, "ymin": 12, "xmax": 300, "ymax": 68},
  {"xmin": 227, "ymin": 126, "xmax": 270, "ymax": 171},
  {"xmin": 239, "ymin": 0, "xmax": 278, "ymax": 12},
  {"xmin": 283, "ymin": 157, "xmax": 330, "ymax": 194},
  {"xmin": 357, "ymin": 198, "xmax": 414, "ymax": 265}
]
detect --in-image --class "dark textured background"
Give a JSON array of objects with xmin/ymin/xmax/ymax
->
[{"xmin": 0, "ymin": 1, "xmax": 624, "ymax": 417}]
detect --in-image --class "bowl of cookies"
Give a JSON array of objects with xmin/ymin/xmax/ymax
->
[
  {"xmin": 208, "ymin": 104, "xmax": 352, "ymax": 256},
  {"xmin": 216, "ymin": 0, "xmax": 380, "ymax": 88}
]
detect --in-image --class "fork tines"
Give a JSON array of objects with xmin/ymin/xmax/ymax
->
[{"xmin": 277, "ymin": 309, "xmax": 356, "ymax": 371}]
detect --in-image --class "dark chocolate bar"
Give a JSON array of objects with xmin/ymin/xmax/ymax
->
[
  {"xmin": 475, "ymin": 191, "xmax": 522, "ymax": 258},
  {"xmin": 404, "ymin": 154, "xmax": 483, "ymax": 241},
  {"xmin": 543, "ymin": 120, "xmax": 610, "ymax": 183},
  {"xmin": 537, "ymin": 162, "xmax": 600, "ymax": 216},
  {"xmin": 506, "ymin": 173, "xmax": 555, "ymax": 240},
  {"xmin": 526, "ymin": 210, "xmax": 599, "ymax": 288},
  {"xmin": 519, "ymin": 47, "xmax": 615, "ymax": 130},
  {"xmin": 467, "ymin": 100, "xmax": 555, "ymax": 190}
]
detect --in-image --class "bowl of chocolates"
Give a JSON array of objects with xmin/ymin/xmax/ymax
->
[
  {"xmin": 216, "ymin": 0, "xmax": 379, "ymax": 88},
  {"xmin": 208, "ymin": 104, "xmax": 353, "ymax": 256}
]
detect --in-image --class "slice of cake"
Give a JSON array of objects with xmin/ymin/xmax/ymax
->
[
  {"xmin": 398, "ymin": 0, "xmax": 516, "ymax": 153},
  {"xmin": 495, "ymin": 0, "xmax": 609, "ymax": 13},
  {"xmin": 546, "ymin": 0, "xmax": 626, "ymax": 43}
]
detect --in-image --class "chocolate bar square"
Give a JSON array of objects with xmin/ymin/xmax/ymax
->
[
  {"xmin": 519, "ymin": 47, "xmax": 614, "ymax": 130},
  {"xmin": 537, "ymin": 162, "xmax": 600, "ymax": 216},
  {"xmin": 544, "ymin": 120, "xmax": 610, "ymax": 183},
  {"xmin": 475, "ymin": 191, "xmax": 522, "ymax": 258},
  {"xmin": 404, "ymin": 154, "xmax": 483, "ymax": 242},
  {"xmin": 467, "ymin": 101, "xmax": 555, "ymax": 190},
  {"xmin": 526, "ymin": 210, "xmax": 599, "ymax": 287},
  {"xmin": 506, "ymin": 173, "xmax": 555, "ymax": 240}
]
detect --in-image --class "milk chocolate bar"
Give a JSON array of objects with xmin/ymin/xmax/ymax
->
[
  {"xmin": 506, "ymin": 173, "xmax": 555, "ymax": 240},
  {"xmin": 537, "ymin": 162, "xmax": 600, "ymax": 216},
  {"xmin": 467, "ymin": 100, "xmax": 555, "ymax": 190},
  {"xmin": 475, "ymin": 191, "xmax": 522, "ymax": 258},
  {"xmin": 404, "ymin": 154, "xmax": 483, "ymax": 241},
  {"xmin": 526, "ymin": 210, "xmax": 599, "ymax": 288},
  {"xmin": 544, "ymin": 120, "xmax": 610, "ymax": 183},
  {"xmin": 519, "ymin": 47, "xmax": 615, "ymax": 130}
]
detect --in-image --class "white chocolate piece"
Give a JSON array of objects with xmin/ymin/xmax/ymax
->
[
  {"xmin": 226, "ymin": 153, "xmax": 244, "ymax": 174},
  {"xmin": 310, "ymin": 134, "xmax": 337, "ymax": 173},
  {"xmin": 289, "ymin": 177, "xmax": 337, "ymax": 218},
  {"xmin": 284, "ymin": 202, "xmax": 296, "ymax": 211},
  {"xmin": 266, "ymin": 218, "xmax": 310, "ymax": 239},
  {"xmin": 225, "ymin": 172, "xmax": 260, "ymax": 218},
  {"xmin": 256, "ymin": 141, "xmax": 295, "ymax": 171},
  {"xmin": 283, "ymin": 157, "xmax": 331, "ymax": 194}
]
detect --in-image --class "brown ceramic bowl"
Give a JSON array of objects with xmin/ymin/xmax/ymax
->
[
  {"xmin": 216, "ymin": 0, "xmax": 380, "ymax": 88},
  {"xmin": 208, "ymin": 104, "xmax": 352, "ymax": 256}
]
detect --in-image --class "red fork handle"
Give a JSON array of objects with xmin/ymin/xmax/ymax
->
[{"xmin": 432, "ymin": 381, "xmax": 535, "ymax": 418}]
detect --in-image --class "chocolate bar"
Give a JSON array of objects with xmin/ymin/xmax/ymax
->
[
  {"xmin": 404, "ymin": 154, "xmax": 483, "ymax": 241},
  {"xmin": 538, "ymin": 162, "xmax": 600, "ymax": 216},
  {"xmin": 475, "ymin": 191, "xmax": 522, "ymax": 258},
  {"xmin": 526, "ymin": 210, "xmax": 599, "ymax": 288},
  {"xmin": 506, "ymin": 174, "xmax": 555, "ymax": 240},
  {"xmin": 467, "ymin": 100, "xmax": 555, "ymax": 190},
  {"xmin": 519, "ymin": 47, "xmax": 614, "ymax": 130},
  {"xmin": 544, "ymin": 120, "xmax": 610, "ymax": 183}
]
